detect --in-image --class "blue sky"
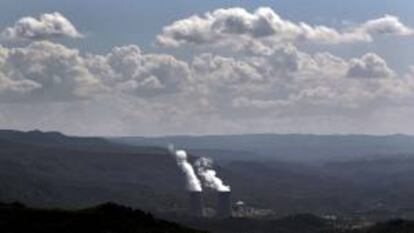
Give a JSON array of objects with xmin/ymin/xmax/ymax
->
[{"xmin": 0, "ymin": 1, "xmax": 414, "ymax": 135}]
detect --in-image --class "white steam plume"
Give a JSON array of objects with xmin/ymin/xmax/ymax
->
[
  {"xmin": 169, "ymin": 145, "xmax": 202, "ymax": 192},
  {"xmin": 194, "ymin": 157, "xmax": 230, "ymax": 192}
]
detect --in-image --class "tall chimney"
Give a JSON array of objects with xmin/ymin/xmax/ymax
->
[
  {"xmin": 216, "ymin": 191, "xmax": 232, "ymax": 218},
  {"xmin": 189, "ymin": 191, "xmax": 203, "ymax": 217}
]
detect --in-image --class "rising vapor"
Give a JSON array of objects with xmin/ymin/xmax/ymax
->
[
  {"xmin": 194, "ymin": 157, "xmax": 230, "ymax": 192},
  {"xmin": 169, "ymin": 145, "xmax": 202, "ymax": 192}
]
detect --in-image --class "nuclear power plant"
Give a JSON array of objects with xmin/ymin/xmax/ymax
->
[
  {"xmin": 171, "ymin": 147, "xmax": 232, "ymax": 218},
  {"xmin": 188, "ymin": 191, "xmax": 232, "ymax": 218}
]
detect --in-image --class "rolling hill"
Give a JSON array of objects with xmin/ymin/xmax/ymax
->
[{"xmin": 0, "ymin": 130, "xmax": 413, "ymax": 220}]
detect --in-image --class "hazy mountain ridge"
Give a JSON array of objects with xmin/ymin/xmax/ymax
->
[
  {"xmin": 112, "ymin": 134, "xmax": 414, "ymax": 162},
  {"xmin": 0, "ymin": 129, "xmax": 165, "ymax": 154}
]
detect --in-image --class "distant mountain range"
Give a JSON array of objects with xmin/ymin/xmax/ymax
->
[
  {"xmin": 111, "ymin": 134, "xmax": 414, "ymax": 162},
  {"xmin": 0, "ymin": 129, "xmax": 164, "ymax": 153}
]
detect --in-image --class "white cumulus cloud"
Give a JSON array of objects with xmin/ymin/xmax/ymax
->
[
  {"xmin": 156, "ymin": 7, "xmax": 413, "ymax": 48},
  {"xmin": 1, "ymin": 12, "xmax": 83, "ymax": 41},
  {"xmin": 347, "ymin": 53, "xmax": 395, "ymax": 79},
  {"xmin": 0, "ymin": 41, "xmax": 102, "ymax": 102}
]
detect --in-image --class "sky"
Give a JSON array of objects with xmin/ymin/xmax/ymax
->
[{"xmin": 0, "ymin": 0, "xmax": 414, "ymax": 136}]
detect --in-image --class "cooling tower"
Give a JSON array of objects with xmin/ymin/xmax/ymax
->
[
  {"xmin": 189, "ymin": 191, "xmax": 204, "ymax": 217},
  {"xmin": 216, "ymin": 191, "xmax": 232, "ymax": 218}
]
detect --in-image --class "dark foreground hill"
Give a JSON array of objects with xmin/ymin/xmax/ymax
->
[
  {"xmin": 354, "ymin": 219, "xmax": 414, "ymax": 233},
  {"xmin": 1, "ymin": 202, "xmax": 413, "ymax": 233},
  {"xmin": 177, "ymin": 214, "xmax": 333, "ymax": 233},
  {"xmin": 0, "ymin": 202, "xmax": 206, "ymax": 233}
]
